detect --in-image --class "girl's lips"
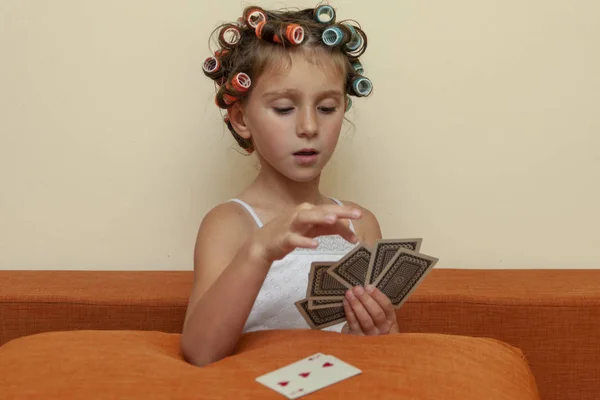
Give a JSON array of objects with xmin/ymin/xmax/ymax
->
[
  {"xmin": 293, "ymin": 148, "xmax": 319, "ymax": 156},
  {"xmin": 293, "ymin": 153, "xmax": 319, "ymax": 165}
]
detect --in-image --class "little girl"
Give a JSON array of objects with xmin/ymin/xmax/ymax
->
[{"xmin": 181, "ymin": 4, "xmax": 399, "ymax": 367}]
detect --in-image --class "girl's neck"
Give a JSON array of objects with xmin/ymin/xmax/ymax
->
[{"xmin": 245, "ymin": 164, "xmax": 328, "ymax": 208}]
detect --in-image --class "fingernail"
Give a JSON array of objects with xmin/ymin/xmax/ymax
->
[
  {"xmin": 352, "ymin": 210, "xmax": 361, "ymax": 218},
  {"xmin": 346, "ymin": 290, "xmax": 354, "ymax": 300},
  {"xmin": 366, "ymin": 284, "xmax": 375, "ymax": 293},
  {"xmin": 325, "ymin": 214, "xmax": 336, "ymax": 223},
  {"xmin": 353, "ymin": 286, "xmax": 364, "ymax": 296}
]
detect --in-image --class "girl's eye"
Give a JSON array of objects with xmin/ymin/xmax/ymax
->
[
  {"xmin": 319, "ymin": 107, "xmax": 337, "ymax": 114},
  {"xmin": 273, "ymin": 107, "xmax": 294, "ymax": 115}
]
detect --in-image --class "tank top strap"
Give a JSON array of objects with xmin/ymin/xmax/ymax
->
[
  {"xmin": 227, "ymin": 198, "xmax": 264, "ymax": 228},
  {"xmin": 227, "ymin": 197, "xmax": 356, "ymax": 233},
  {"xmin": 329, "ymin": 197, "xmax": 356, "ymax": 234}
]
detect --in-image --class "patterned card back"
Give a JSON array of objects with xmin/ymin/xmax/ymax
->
[
  {"xmin": 307, "ymin": 262, "xmax": 348, "ymax": 297},
  {"xmin": 326, "ymin": 245, "xmax": 372, "ymax": 289},
  {"xmin": 295, "ymin": 299, "xmax": 346, "ymax": 330},
  {"xmin": 365, "ymin": 239, "xmax": 422, "ymax": 285},
  {"xmin": 373, "ymin": 249, "xmax": 438, "ymax": 308},
  {"xmin": 306, "ymin": 262, "xmax": 347, "ymax": 309}
]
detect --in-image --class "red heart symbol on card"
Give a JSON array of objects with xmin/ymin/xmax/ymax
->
[
  {"xmin": 323, "ymin": 362, "xmax": 334, "ymax": 368},
  {"xmin": 278, "ymin": 381, "xmax": 289, "ymax": 387},
  {"xmin": 299, "ymin": 372, "xmax": 310, "ymax": 378}
]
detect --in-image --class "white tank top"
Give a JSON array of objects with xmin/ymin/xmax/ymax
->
[{"xmin": 228, "ymin": 198, "xmax": 357, "ymax": 333}]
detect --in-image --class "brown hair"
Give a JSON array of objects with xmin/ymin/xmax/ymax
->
[{"xmin": 202, "ymin": 4, "xmax": 372, "ymax": 153}]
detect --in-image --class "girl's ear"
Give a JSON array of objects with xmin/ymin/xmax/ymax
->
[{"xmin": 228, "ymin": 102, "xmax": 251, "ymax": 141}]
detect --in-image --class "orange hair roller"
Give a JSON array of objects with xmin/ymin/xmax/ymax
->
[
  {"xmin": 255, "ymin": 20, "xmax": 266, "ymax": 40},
  {"xmin": 244, "ymin": 7, "xmax": 267, "ymax": 29},
  {"xmin": 229, "ymin": 72, "xmax": 251, "ymax": 93},
  {"xmin": 285, "ymin": 24, "xmax": 304, "ymax": 45}
]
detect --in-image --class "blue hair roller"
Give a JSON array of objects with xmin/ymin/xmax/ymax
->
[
  {"xmin": 345, "ymin": 96, "xmax": 353, "ymax": 112},
  {"xmin": 352, "ymin": 76, "xmax": 372, "ymax": 97},
  {"xmin": 315, "ymin": 5, "xmax": 336, "ymax": 24},
  {"xmin": 352, "ymin": 61, "xmax": 364, "ymax": 75},
  {"xmin": 322, "ymin": 26, "xmax": 344, "ymax": 46},
  {"xmin": 344, "ymin": 25, "xmax": 362, "ymax": 51}
]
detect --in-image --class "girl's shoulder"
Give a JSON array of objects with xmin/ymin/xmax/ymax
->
[
  {"xmin": 337, "ymin": 200, "xmax": 382, "ymax": 248},
  {"xmin": 191, "ymin": 201, "xmax": 258, "ymax": 279},
  {"xmin": 197, "ymin": 201, "xmax": 258, "ymax": 242}
]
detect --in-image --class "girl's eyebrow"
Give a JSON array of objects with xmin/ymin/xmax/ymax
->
[{"xmin": 262, "ymin": 88, "xmax": 343, "ymax": 100}]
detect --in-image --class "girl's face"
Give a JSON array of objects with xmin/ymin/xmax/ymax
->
[{"xmin": 239, "ymin": 50, "xmax": 346, "ymax": 182}]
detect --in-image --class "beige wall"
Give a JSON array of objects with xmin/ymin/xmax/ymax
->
[{"xmin": 1, "ymin": 0, "xmax": 598, "ymax": 270}]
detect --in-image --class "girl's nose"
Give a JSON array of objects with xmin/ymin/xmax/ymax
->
[{"xmin": 297, "ymin": 107, "xmax": 318, "ymax": 138}]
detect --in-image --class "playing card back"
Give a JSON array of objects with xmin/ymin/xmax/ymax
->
[
  {"xmin": 326, "ymin": 245, "xmax": 372, "ymax": 289},
  {"xmin": 295, "ymin": 299, "xmax": 346, "ymax": 330},
  {"xmin": 364, "ymin": 239, "xmax": 422, "ymax": 285},
  {"xmin": 373, "ymin": 248, "xmax": 438, "ymax": 308},
  {"xmin": 306, "ymin": 262, "xmax": 348, "ymax": 310}
]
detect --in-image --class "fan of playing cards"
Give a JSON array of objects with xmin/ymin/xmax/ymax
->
[{"xmin": 294, "ymin": 239, "xmax": 439, "ymax": 330}]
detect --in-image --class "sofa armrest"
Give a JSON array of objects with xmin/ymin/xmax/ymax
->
[
  {"xmin": 400, "ymin": 269, "xmax": 600, "ymax": 400},
  {"xmin": 0, "ymin": 271, "xmax": 192, "ymax": 346}
]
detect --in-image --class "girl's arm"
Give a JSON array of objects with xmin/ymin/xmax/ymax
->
[{"xmin": 180, "ymin": 202, "xmax": 267, "ymax": 367}]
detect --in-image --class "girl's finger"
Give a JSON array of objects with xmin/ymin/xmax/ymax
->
[
  {"xmin": 293, "ymin": 210, "xmax": 358, "ymax": 244},
  {"xmin": 294, "ymin": 206, "xmax": 361, "ymax": 227},
  {"xmin": 286, "ymin": 232, "xmax": 318, "ymax": 249},
  {"xmin": 321, "ymin": 219, "xmax": 358, "ymax": 244},
  {"xmin": 346, "ymin": 288, "xmax": 379, "ymax": 335},
  {"xmin": 317, "ymin": 204, "xmax": 363, "ymax": 220},
  {"xmin": 293, "ymin": 209, "xmax": 337, "ymax": 228},
  {"xmin": 366, "ymin": 285, "xmax": 397, "ymax": 323},
  {"xmin": 342, "ymin": 298, "xmax": 362, "ymax": 335},
  {"xmin": 353, "ymin": 286, "xmax": 389, "ymax": 332}
]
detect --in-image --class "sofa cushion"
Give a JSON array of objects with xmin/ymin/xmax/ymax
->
[{"xmin": 0, "ymin": 329, "xmax": 539, "ymax": 399}]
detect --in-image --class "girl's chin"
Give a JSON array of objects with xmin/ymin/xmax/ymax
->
[
  {"xmin": 283, "ymin": 166, "xmax": 324, "ymax": 183},
  {"xmin": 258, "ymin": 155, "xmax": 327, "ymax": 182}
]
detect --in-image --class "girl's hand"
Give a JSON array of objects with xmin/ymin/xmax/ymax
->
[
  {"xmin": 341, "ymin": 284, "xmax": 399, "ymax": 336},
  {"xmin": 250, "ymin": 202, "xmax": 362, "ymax": 263}
]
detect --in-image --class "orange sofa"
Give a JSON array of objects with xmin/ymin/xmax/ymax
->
[{"xmin": 0, "ymin": 269, "xmax": 598, "ymax": 399}]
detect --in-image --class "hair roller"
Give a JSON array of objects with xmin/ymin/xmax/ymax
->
[
  {"xmin": 202, "ymin": 56, "xmax": 221, "ymax": 76},
  {"xmin": 218, "ymin": 24, "xmax": 242, "ymax": 49},
  {"xmin": 322, "ymin": 26, "xmax": 345, "ymax": 46},
  {"xmin": 255, "ymin": 21, "xmax": 281, "ymax": 44},
  {"xmin": 284, "ymin": 24, "xmax": 305, "ymax": 45},
  {"xmin": 214, "ymin": 93, "xmax": 226, "ymax": 109},
  {"xmin": 350, "ymin": 76, "xmax": 373, "ymax": 97},
  {"xmin": 215, "ymin": 89, "xmax": 238, "ymax": 109},
  {"xmin": 244, "ymin": 7, "xmax": 267, "ymax": 29},
  {"xmin": 214, "ymin": 49, "xmax": 229, "ymax": 58},
  {"xmin": 314, "ymin": 5, "xmax": 336, "ymax": 24},
  {"xmin": 255, "ymin": 20, "xmax": 266, "ymax": 39},
  {"xmin": 351, "ymin": 61, "xmax": 364, "ymax": 75},
  {"xmin": 229, "ymin": 72, "xmax": 251, "ymax": 93},
  {"xmin": 344, "ymin": 26, "xmax": 367, "ymax": 58},
  {"xmin": 345, "ymin": 96, "xmax": 352, "ymax": 112},
  {"xmin": 343, "ymin": 24, "xmax": 362, "ymax": 51},
  {"xmin": 223, "ymin": 93, "xmax": 237, "ymax": 105}
]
